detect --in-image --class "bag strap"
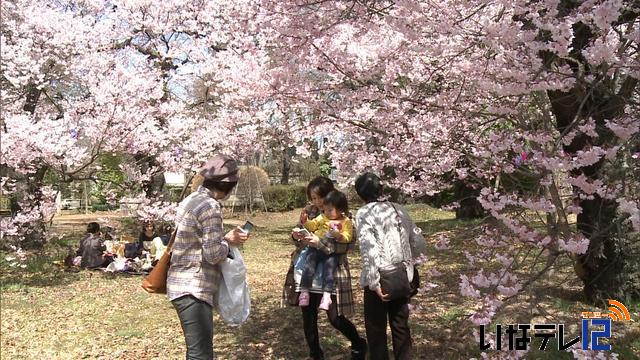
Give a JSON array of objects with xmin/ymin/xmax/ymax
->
[
  {"xmin": 389, "ymin": 202, "xmax": 426, "ymax": 259},
  {"xmin": 164, "ymin": 172, "xmax": 196, "ymax": 254},
  {"xmin": 165, "ymin": 230, "xmax": 177, "ymax": 253},
  {"xmin": 388, "ymin": 202, "xmax": 404, "ymax": 235}
]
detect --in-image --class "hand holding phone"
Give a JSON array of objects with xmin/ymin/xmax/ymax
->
[
  {"xmin": 293, "ymin": 227, "xmax": 311, "ymax": 238},
  {"xmin": 225, "ymin": 225, "xmax": 249, "ymax": 247},
  {"xmin": 241, "ymin": 221, "xmax": 255, "ymax": 234}
]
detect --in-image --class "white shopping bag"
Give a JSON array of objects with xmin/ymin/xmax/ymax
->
[{"xmin": 217, "ymin": 246, "xmax": 251, "ymax": 326}]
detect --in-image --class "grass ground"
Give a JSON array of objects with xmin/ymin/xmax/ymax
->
[{"xmin": 1, "ymin": 205, "xmax": 638, "ymax": 359}]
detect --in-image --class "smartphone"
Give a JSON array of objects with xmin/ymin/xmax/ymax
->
[
  {"xmin": 294, "ymin": 227, "xmax": 311, "ymax": 236},
  {"xmin": 241, "ymin": 221, "xmax": 255, "ymax": 234}
]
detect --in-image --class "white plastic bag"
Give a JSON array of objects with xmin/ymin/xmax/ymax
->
[
  {"xmin": 105, "ymin": 257, "xmax": 127, "ymax": 272},
  {"xmin": 217, "ymin": 246, "xmax": 251, "ymax": 326}
]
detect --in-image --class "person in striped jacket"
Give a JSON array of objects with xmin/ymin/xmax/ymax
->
[{"xmin": 167, "ymin": 154, "xmax": 250, "ymax": 360}]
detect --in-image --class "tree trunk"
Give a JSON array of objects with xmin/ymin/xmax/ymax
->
[
  {"xmin": 17, "ymin": 167, "xmax": 49, "ymax": 248},
  {"xmin": 453, "ymin": 180, "xmax": 485, "ymax": 220},
  {"xmin": 3, "ymin": 83, "xmax": 49, "ymax": 248},
  {"xmin": 541, "ymin": 3, "xmax": 640, "ymax": 302},
  {"xmin": 548, "ymin": 87, "xmax": 639, "ymax": 302},
  {"xmin": 23, "ymin": 83, "xmax": 42, "ymax": 115},
  {"xmin": 577, "ymin": 197, "xmax": 633, "ymax": 301},
  {"xmin": 134, "ymin": 154, "xmax": 166, "ymax": 199},
  {"xmin": 281, "ymin": 147, "xmax": 291, "ymax": 185}
]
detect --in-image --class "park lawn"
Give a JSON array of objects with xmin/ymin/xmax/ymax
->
[{"xmin": 1, "ymin": 205, "xmax": 639, "ymax": 359}]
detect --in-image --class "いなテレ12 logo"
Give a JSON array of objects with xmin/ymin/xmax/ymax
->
[
  {"xmin": 479, "ymin": 300, "xmax": 632, "ymax": 352},
  {"xmin": 580, "ymin": 300, "xmax": 632, "ymax": 351}
]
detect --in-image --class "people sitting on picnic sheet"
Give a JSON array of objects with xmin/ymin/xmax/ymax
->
[
  {"xmin": 134, "ymin": 220, "xmax": 156, "ymax": 258},
  {"xmin": 102, "ymin": 226, "xmax": 116, "ymax": 241},
  {"xmin": 76, "ymin": 222, "xmax": 109, "ymax": 269},
  {"xmin": 150, "ymin": 223, "xmax": 172, "ymax": 262},
  {"xmin": 99, "ymin": 226, "xmax": 117, "ymax": 263},
  {"xmin": 106, "ymin": 234, "xmax": 152, "ymax": 273}
]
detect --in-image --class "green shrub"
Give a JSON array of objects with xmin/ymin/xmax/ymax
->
[
  {"xmin": 90, "ymin": 204, "xmax": 115, "ymax": 212},
  {"xmin": 263, "ymin": 185, "xmax": 307, "ymax": 212}
]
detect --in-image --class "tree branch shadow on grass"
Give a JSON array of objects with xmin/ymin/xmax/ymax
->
[
  {"xmin": 0, "ymin": 250, "xmax": 81, "ymax": 291},
  {"xmin": 415, "ymin": 218, "xmax": 483, "ymax": 237},
  {"xmin": 0, "ymin": 266, "xmax": 138, "ymax": 292},
  {"xmin": 212, "ymin": 296, "xmax": 358, "ymax": 359},
  {"xmin": 0, "ymin": 252, "xmax": 147, "ymax": 291},
  {"xmin": 223, "ymin": 218, "xmax": 366, "ymax": 359}
]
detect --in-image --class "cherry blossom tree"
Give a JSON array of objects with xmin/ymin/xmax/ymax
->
[
  {"xmin": 1, "ymin": 0, "xmax": 266, "ymax": 248},
  {"xmin": 2, "ymin": 6, "xmax": 638, "ymax": 355},
  {"xmin": 257, "ymin": 0, "xmax": 639, "ymax": 339}
]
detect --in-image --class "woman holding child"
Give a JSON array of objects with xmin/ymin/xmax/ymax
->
[{"xmin": 282, "ymin": 176, "xmax": 367, "ymax": 360}]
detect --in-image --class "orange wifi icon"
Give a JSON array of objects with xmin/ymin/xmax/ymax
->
[{"xmin": 606, "ymin": 300, "xmax": 631, "ymax": 321}]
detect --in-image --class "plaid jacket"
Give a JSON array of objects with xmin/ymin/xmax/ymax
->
[
  {"xmin": 282, "ymin": 206, "xmax": 355, "ymax": 316},
  {"xmin": 167, "ymin": 186, "xmax": 229, "ymax": 307}
]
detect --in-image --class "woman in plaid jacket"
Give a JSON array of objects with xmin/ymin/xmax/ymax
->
[
  {"xmin": 282, "ymin": 176, "xmax": 367, "ymax": 360},
  {"xmin": 167, "ymin": 155, "xmax": 250, "ymax": 360}
]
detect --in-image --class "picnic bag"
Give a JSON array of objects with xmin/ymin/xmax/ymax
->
[
  {"xmin": 283, "ymin": 250, "xmax": 300, "ymax": 306},
  {"xmin": 124, "ymin": 242, "xmax": 139, "ymax": 259}
]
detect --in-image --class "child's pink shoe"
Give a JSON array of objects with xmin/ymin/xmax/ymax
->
[
  {"xmin": 318, "ymin": 293, "xmax": 332, "ymax": 311},
  {"xmin": 298, "ymin": 291, "xmax": 310, "ymax": 306}
]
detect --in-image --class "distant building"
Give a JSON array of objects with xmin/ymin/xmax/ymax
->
[
  {"xmin": 164, "ymin": 172, "xmax": 186, "ymax": 188},
  {"xmin": 164, "ymin": 172, "xmax": 188, "ymax": 202}
]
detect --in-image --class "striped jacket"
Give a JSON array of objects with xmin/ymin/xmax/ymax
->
[
  {"xmin": 167, "ymin": 186, "xmax": 229, "ymax": 307},
  {"xmin": 356, "ymin": 202, "xmax": 421, "ymax": 291}
]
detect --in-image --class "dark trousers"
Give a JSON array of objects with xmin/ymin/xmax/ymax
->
[
  {"xmin": 302, "ymin": 293, "xmax": 363, "ymax": 359},
  {"xmin": 172, "ymin": 295, "xmax": 214, "ymax": 360},
  {"xmin": 364, "ymin": 287, "xmax": 413, "ymax": 360},
  {"xmin": 300, "ymin": 248, "xmax": 338, "ymax": 292}
]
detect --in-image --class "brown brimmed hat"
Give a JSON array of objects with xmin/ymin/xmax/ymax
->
[{"xmin": 199, "ymin": 154, "xmax": 239, "ymax": 182}]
